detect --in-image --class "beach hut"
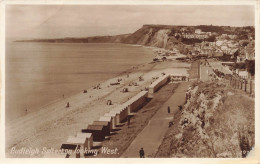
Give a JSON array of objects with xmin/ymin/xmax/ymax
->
[
  {"xmin": 148, "ymin": 74, "xmax": 170, "ymax": 97},
  {"xmin": 76, "ymin": 132, "xmax": 93, "ymax": 150},
  {"xmin": 60, "ymin": 144, "xmax": 80, "ymax": 158},
  {"xmin": 66, "ymin": 136, "xmax": 88, "ymax": 157},
  {"xmin": 93, "ymin": 121, "xmax": 110, "ymax": 136},
  {"xmin": 109, "ymin": 110, "xmax": 121, "ymax": 125},
  {"xmin": 82, "ymin": 125, "xmax": 105, "ymax": 142},
  {"xmin": 111, "ymin": 106, "xmax": 126, "ymax": 123},
  {"xmin": 125, "ymin": 91, "xmax": 148, "ymax": 113},
  {"xmin": 99, "ymin": 116, "xmax": 113, "ymax": 130},
  {"xmin": 104, "ymin": 113, "xmax": 116, "ymax": 129}
]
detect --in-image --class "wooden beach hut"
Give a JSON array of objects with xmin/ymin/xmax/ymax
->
[
  {"xmin": 66, "ymin": 136, "xmax": 88, "ymax": 157},
  {"xmin": 93, "ymin": 121, "xmax": 110, "ymax": 136},
  {"xmin": 76, "ymin": 132, "xmax": 93, "ymax": 150},
  {"xmin": 124, "ymin": 91, "xmax": 148, "ymax": 113},
  {"xmin": 82, "ymin": 125, "xmax": 105, "ymax": 142},
  {"xmin": 148, "ymin": 74, "xmax": 170, "ymax": 97},
  {"xmin": 111, "ymin": 106, "xmax": 126, "ymax": 123},
  {"xmin": 60, "ymin": 144, "xmax": 80, "ymax": 158},
  {"xmin": 99, "ymin": 116, "xmax": 113, "ymax": 131},
  {"xmin": 109, "ymin": 110, "xmax": 121, "ymax": 125},
  {"xmin": 104, "ymin": 113, "xmax": 116, "ymax": 129}
]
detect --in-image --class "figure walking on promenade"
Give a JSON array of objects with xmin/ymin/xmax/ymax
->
[
  {"xmin": 168, "ymin": 106, "xmax": 171, "ymax": 113},
  {"xmin": 139, "ymin": 147, "xmax": 145, "ymax": 158}
]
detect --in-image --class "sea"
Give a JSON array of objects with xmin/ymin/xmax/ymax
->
[{"xmin": 5, "ymin": 41, "xmax": 154, "ymax": 123}]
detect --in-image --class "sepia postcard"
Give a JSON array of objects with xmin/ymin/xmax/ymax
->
[{"xmin": 0, "ymin": 0, "xmax": 259, "ymax": 164}]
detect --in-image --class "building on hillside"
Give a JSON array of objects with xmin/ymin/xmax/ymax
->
[
  {"xmin": 236, "ymin": 69, "xmax": 249, "ymax": 79},
  {"xmin": 206, "ymin": 32, "xmax": 212, "ymax": 36},
  {"xmin": 201, "ymin": 47, "xmax": 214, "ymax": 57},
  {"xmin": 236, "ymin": 55, "xmax": 246, "ymax": 63},
  {"xmin": 213, "ymin": 49, "xmax": 224, "ymax": 57},
  {"xmin": 195, "ymin": 29, "xmax": 202, "ymax": 34},
  {"xmin": 180, "ymin": 27, "xmax": 188, "ymax": 32}
]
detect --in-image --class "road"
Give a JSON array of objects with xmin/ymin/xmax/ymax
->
[{"xmin": 121, "ymin": 82, "xmax": 190, "ymax": 158}]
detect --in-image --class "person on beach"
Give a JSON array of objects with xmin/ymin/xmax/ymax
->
[
  {"xmin": 139, "ymin": 147, "xmax": 145, "ymax": 158},
  {"xmin": 168, "ymin": 106, "xmax": 171, "ymax": 113},
  {"xmin": 66, "ymin": 102, "xmax": 70, "ymax": 108},
  {"xmin": 63, "ymin": 94, "xmax": 64, "ymax": 98}
]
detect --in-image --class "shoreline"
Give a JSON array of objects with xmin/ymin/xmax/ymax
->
[
  {"xmin": 5, "ymin": 46, "xmax": 191, "ymax": 158},
  {"xmin": 5, "ymin": 42, "xmax": 154, "ymax": 123},
  {"xmin": 6, "ymin": 60, "xmax": 150, "ymax": 125}
]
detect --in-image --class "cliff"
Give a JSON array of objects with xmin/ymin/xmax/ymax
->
[
  {"xmin": 123, "ymin": 25, "xmax": 181, "ymax": 49},
  {"xmin": 16, "ymin": 24, "xmax": 184, "ymax": 50},
  {"xmin": 156, "ymin": 81, "xmax": 255, "ymax": 158}
]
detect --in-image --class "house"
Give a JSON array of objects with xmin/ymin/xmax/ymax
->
[
  {"xmin": 236, "ymin": 69, "xmax": 249, "ymax": 79},
  {"xmin": 180, "ymin": 27, "xmax": 188, "ymax": 32},
  {"xmin": 236, "ymin": 55, "xmax": 246, "ymax": 63},
  {"xmin": 213, "ymin": 49, "xmax": 224, "ymax": 57},
  {"xmin": 195, "ymin": 29, "xmax": 202, "ymax": 34},
  {"xmin": 206, "ymin": 32, "xmax": 212, "ymax": 36}
]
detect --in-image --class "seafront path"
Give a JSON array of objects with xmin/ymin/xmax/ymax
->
[{"xmin": 121, "ymin": 81, "xmax": 190, "ymax": 158}]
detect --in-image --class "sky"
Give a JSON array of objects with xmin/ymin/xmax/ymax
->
[{"xmin": 6, "ymin": 5, "xmax": 255, "ymax": 39}]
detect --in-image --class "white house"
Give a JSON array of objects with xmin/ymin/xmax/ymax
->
[{"xmin": 195, "ymin": 29, "xmax": 202, "ymax": 34}]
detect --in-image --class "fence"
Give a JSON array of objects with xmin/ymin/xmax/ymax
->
[{"xmin": 227, "ymin": 76, "xmax": 254, "ymax": 95}]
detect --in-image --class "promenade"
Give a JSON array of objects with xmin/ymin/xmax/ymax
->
[{"xmin": 121, "ymin": 82, "xmax": 190, "ymax": 158}]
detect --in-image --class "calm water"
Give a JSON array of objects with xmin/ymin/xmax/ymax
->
[{"xmin": 5, "ymin": 42, "xmax": 153, "ymax": 122}]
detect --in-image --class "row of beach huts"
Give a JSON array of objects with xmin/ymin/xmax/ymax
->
[{"xmin": 44, "ymin": 73, "xmax": 188, "ymax": 158}]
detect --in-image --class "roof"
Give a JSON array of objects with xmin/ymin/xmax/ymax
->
[
  {"xmin": 104, "ymin": 113, "xmax": 116, "ymax": 117},
  {"xmin": 111, "ymin": 105, "xmax": 125, "ymax": 112},
  {"xmin": 149, "ymin": 74, "xmax": 169, "ymax": 88},
  {"xmin": 67, "ymin": 136, "xmax": 85, "ymax": 144},
  {"xmin": 124, "ymin": 91, "xmax": 148, "ymax": 106},
  {"xmin": 87, "ymin": 125, "xmax": 104, "ymax": 131},
  {"xmin": 99, "ymin": 116, "xmax": 112, "ymax": 122},
  {"xmin": 60, "ymin": 144, "xmax": 78, "ymax": 150},
  {"xmin": 93, "ymin": 121, "xmax": 109, "ymax": 126},
  {"xmin": 109, "ymin": 110, "xmax": 120, "ymax": 114},
  {"xmin": 76, "ymin": 132, "xmax": 92, "ymax": 138}
]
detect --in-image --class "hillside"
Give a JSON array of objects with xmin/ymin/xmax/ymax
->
[
  {"xmin": 16, "ymin": 24, "xmax": 254, "ymax": 51},
  {"xmin": 155, "ymin": 81, "xmax": 255, "ymax": 158}
]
